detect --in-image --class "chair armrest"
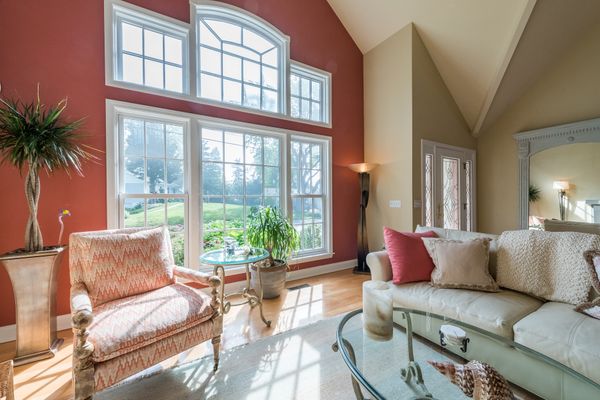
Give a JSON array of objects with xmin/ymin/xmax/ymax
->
[
  {"xmin": 366, "ymin": 250, "xmax": 393, "ymax": 282},
  {"xmin": 174, "ymin": 266, "xmax": 220, "ymax": 287},
  {"xmin": 70, "ymin": 282, "xmax": 95, "ymax": 390},
  {"xmin": 174, "ymin": 266, "xmax": 223, "ymax": 314},
  {"xmin": 71, "ymin": 282, "xmax": 93, "ymax": 329}
]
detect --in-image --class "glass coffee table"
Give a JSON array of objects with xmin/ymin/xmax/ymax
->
[
  {"xmin": 333, "ymin": 308, "xmax": 600, "ymax": 400},
  {"xmin": 200, "ymin": 248, "xmax": 270, "ymax": 326}
]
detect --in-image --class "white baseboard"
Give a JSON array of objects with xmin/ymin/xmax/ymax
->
[
  {"xmin": 0, "ymin": 258, "xmax": 356, "ymax": 344},
  {"xmin": 220, "ymin": 258, "xmax": 356, "ymax": 295}
]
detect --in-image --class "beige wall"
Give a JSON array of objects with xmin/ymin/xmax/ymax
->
[
  {"xmin": 411, "ymin": 27, "xmax": 476, "ymax": 226},
  {"xmin": 478, "ymin": 20, "xmax": 600, "ymax": 233},
  {"xmin": 530, "ymin": 143, "xmax": 600, "ymax": 222},
  {"xmin": 364, "ymin": 23, "xmax": 474, "ymax": 249},
  {"xmin": 364, "ymin": 24, "xmax": 413, "ymax": 249}
]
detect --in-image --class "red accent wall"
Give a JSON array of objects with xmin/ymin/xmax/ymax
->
[{"xmin": 0, "ymin": 0, "xmax": 363, "ymax": 327}]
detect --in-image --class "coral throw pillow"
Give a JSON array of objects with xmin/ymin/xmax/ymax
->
[{"xmin": 384, "ymin": 227, "xmax": 437, "ymax": 285}]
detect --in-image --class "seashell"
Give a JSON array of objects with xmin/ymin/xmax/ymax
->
[{"xmin": 427, "ymin": 360, "xmax": 513, "ymax": 400}]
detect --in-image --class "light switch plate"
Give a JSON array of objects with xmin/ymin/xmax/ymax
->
[{"xmin": 389, "ymin": 200, "xmax": 401, "ymax": 208}]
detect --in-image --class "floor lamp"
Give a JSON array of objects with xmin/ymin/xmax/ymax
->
[
  {"xmin": 349, "ymin": 163, "xmax": 378, "ymax": 274},
  {"xmin": 553, "ymin": 180, "xmax": 570, "ymax": 221}
]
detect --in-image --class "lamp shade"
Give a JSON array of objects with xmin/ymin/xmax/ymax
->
[
  {"xmin": 553, "ymin": 181, "xmax": 570, "ymax": 191},
  {"xmin": 349, "ymin": 163, "xmax": 378, "ymax": 173}
]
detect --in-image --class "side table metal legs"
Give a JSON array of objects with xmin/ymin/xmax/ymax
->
[{"xmin": 212, "ymin": 263, "xmax": 271, "ymax": 327}]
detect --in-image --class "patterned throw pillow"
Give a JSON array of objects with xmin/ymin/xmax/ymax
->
[
  {"xmin": 70, "ymin": 226, "xmax": 175, "ymax": 306},
  {"xmin": 575, "ymin": 250, "xmax": 600, "ymax": 320},
  {"xmin": 428, "ymin": 360, "xmax": 513, "ymax": 400},
  {"xmin": 422, "ymin": 238, "xmax": 499, "ymax": 292},
  {"xmin": 496, "ymin": 230, "xmax": 600, "ymax": 305}
]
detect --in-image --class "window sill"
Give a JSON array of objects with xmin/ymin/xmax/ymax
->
[{"xmin": 106, "ymin": 80, "xmax": 333, "ymax": 129}]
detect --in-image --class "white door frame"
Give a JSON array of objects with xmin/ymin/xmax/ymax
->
[{"xmin": 421, "ymin": 140, "xmax": 476, "ymax": 231}]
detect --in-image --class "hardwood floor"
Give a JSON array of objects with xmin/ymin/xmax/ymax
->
[{"xmin": 0, "ymin": 269, "xmax": 369, "ymax": 400}]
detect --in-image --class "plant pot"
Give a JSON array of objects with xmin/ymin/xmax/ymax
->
[
  {"xmin": 0, "ymin": 246, "xmax": 65, "ymax": 366},
  {"xmin": 250, "ymin": 260, "xmax": 287, "ymax": 299}
]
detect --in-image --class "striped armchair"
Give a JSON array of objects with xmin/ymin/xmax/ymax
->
[{"xmin": 69, "ymin": 227, "xmax": 223, "ymax": 400}]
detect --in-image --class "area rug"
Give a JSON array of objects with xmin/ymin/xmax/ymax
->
[{"xmin": 97, "ymin": 314, "xmax": 467, "ymax": 400}]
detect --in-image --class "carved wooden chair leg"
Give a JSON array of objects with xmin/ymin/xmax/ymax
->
[{"xmin": 212, "ymin": 335, "xmax": 221, "ymax": 371}]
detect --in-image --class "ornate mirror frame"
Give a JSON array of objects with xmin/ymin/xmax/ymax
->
[{"xmin": 514, "ymin": 117, "xmax": 600, "ymax": 229}]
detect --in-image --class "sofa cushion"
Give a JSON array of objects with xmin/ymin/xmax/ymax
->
[
  {"xmin": 70, "ymin": 227, "xmax": 176, "ymax": 306},
  {"xmin": 513, "ymin": 302, "xmax": 600, "ymax": 384},
  {"xmin": 391, "ymin": 282, "xmax": 542, "ymax": 338},
  {"xmin": 416, "ymin": 226, "xmax": 499, "ymax": 278},
  {"xmin": 88, "ymin": 283, "xmax": 214, "ymax": 362},
  {"xmin": 384, "ymin": 227, "xmax": 437, "ymax": 285},
  {"xmin": 496, "ymin": 230, "xmax": 600, "ymax": 305}
]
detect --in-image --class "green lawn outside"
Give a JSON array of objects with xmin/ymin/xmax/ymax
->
[{"xmin": 125, "ymin": 201, "xmax": 244, "ymax": 227}]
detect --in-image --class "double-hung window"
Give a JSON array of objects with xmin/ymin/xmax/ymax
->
[
  {"xmin": 109, "ymin": 2, "xmax": 189, "ymax": 93},
  {"xmin": 200, "ymin": 125, "xmax": 283, "ymax": 251},
  {"xmin": 291, "ymin": 137, "xmax": 329, "ymax": 256},
  {"xmin": 117, "ymin": 114, "xmax": 189, "ymax": 265}
]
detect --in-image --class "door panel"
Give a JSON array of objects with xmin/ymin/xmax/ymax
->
[{"xmin": 423, "ymin": 141, "xmax": 475, "ymax": 231}]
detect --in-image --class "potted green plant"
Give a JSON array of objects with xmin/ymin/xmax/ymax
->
[
  {"xmin": 247, "ymin": 206, "xmax": 300, "ymax": 298},
  {"xmin": 0, "ymin": 86, "xmax": 97, "ymax": 365}
]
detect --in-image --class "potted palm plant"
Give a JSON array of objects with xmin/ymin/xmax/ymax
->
[
  {"xmin": 0, "ymin": 86, "xmax": 97, "ymax": 365},
  {"xmin": 247, "ymin": 206, "xmax": 300, "ymax": 298}
]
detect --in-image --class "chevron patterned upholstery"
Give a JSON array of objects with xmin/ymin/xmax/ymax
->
[
  {"xmin": 89, "ymin": 283, "xmax": 214, "ymax": 362},
  {"xmin": 70, "ymin": 227, "xmax": 223, "ymax": 399},
  {"xmin": 70, "ymin": 227, "xmax": 175, "ymax": 306},
  {"xmin": 94, "ymin": 319, "xmax": 216, "ymax": 391}
]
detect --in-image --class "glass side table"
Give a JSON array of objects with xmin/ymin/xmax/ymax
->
[{"xmin": 200, "ymin": 248, "xmax": 271, "ymax": 327}]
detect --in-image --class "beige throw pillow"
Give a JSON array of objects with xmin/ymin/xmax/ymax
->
[{"xmin": 422, "ymin": 238, "xmax": 499, "ymax": 292}]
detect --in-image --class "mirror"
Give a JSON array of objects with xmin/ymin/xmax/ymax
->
[
  {"xmin": 514, "ymin": 117, "xmax": 600, "ymax": 229},
  {"xmin": 529, "ymin": 143, "xmax": 600, "ymax": 228}
]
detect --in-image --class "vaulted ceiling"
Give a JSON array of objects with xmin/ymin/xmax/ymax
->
[{"xmin": 326, "ymin": 0, "xmax": 600, "ymax": 135}]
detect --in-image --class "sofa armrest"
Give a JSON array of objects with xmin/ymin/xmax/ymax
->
[{"xmin": 367, "ymin": 250, "xmax": 393, "ymax": 282}]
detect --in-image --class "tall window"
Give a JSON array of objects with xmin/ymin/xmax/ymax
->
[
  {"xmin": 201, "ymin": 127, "xmax": 283, "ymax": 250},
  {"xmin": 119, "ymin": 116, "xmax": 187, "ymax": 265},
  {"xmin": 290, "ymin": 63, "xmax": 330, "ymax": 124},
  {"xmin": 291, "ymin": 138, "xmax": 327, "ymax": 255},
  {"xmin": 194, "ymin": 4, "xmax": 288, "ymax": 113},
  {"xmin": 108, "ymin": 102, "xmax": 332, "ymax": 268},
  {"xmin": 111, "ymin": 3, "xmax": 189, "ymax": 93}
]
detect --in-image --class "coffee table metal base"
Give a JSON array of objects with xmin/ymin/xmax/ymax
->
[{"xmin": 333, "ymin": 310, "xmax": 439, "ymax": 400}]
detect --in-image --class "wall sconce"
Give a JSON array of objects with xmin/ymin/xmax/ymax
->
[
  {"xmin": 348, "ymin": 163, "xmax": 378, "ymax": 274},
  {"xmin": 553, "ymin": 180, "xmax": 570, "ymax": 221}
]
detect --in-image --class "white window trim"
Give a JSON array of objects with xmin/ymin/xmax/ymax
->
[
  {"xmin": 106, "ymin": 99, "xmax": 333, "ymax": 269},
  {"xmin": 192, "ymin": 0, "xmax": 290, "ymax": 115},
  {"xmin": 105, "ymin": 0, "xmax": 191, "ymax": 94},
  {"xmin": 104, "ymin": 0, "xmax": 332, "ymax": 129},
  {"xmin": 290, "ymin": 61, "xmax": 332, "ymax": 125}
]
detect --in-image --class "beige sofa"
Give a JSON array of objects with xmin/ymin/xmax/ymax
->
[{"xmin": 366, "ymin": 226, "xmax": 600, "ymax": 400}]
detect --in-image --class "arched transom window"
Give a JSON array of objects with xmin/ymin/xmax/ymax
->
[{"xmin": 194, "ymin": 3, "xmax": 289, "ymax": 114}]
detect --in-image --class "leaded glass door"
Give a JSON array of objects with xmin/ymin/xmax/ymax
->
[{"xmin": 422, "ymin": 141, "xmax": 475, "ymax": 231}]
